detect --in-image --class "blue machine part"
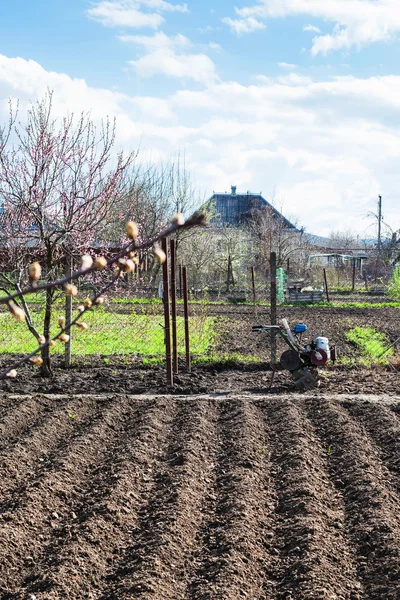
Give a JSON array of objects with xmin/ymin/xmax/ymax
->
[{"xmin": 294, "ymin": 323, "xmax": 307, "ymax": 334}]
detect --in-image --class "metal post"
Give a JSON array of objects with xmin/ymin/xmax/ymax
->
[
  {"xmin": 182, "ymin": 266, "xmax": 191, "ymax": 372},
  {"xmin": 179, "ymin": 264, "xmax": 183, "ymax": 299},
  {"xmin": 251, "ymin": 266, "xmax": 256, "ymax": 304},
  {"xmin": 170, "ymin": 239, "xmax": 178, "ymax": 374},
  {"xmin": 162, "ymin": 238, "xmax": 173, "ymax": 386},
  {"xmin": 64, "ymin": 250, "xmax": 73, "ymax": 368},
  {"xmin": 270, "ymin": 252, "xmax": 277, "ymax": 367},
  {"xmin": 378, "ymin": 195, "xmax": 382, "ymax": 252},
  {"xmin": 352, "ymin": 259, "xmax": 356, "ymax": 292},
  {"xmin": 323, "ymin": 268, "xmax": 330, "ymax": 302}
]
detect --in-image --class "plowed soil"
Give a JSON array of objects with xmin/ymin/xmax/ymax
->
[{"xmin": 1, "ymin": 393, "xmax": 400, "ymax": 599}]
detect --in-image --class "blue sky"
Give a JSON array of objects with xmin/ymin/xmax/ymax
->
[{"xmin": 1, "ymin": 0, "xmax": 400, "ymax": 236}]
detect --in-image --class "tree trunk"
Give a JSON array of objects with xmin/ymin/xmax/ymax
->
[
  {"xmin": 64, "ymin": 251, "xmax": 73, "ymax": 368},
  {"xmin": 40, "ymin": 286, "xmax": 53, "ymax": 377}
]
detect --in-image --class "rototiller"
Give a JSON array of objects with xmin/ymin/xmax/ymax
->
[{"xmin": 253, "ymin": 318, "xmax": 336, "ymax": 390}]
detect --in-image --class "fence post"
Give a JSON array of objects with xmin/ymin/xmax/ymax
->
[
  {"xmin": 64, "ymin": 250, "xmax": 73, "ymax": 368},
  {"xmin": 323, "ymin": 268, "xmax": 330, "ymax": 302},
  {"xmin": 170, "ymin": 238, "xmax": 178, "ymax": 374},
  {"xmin": 179, "ymin": 264, "xmax": 183, "ymax": 299},
  {"xmin": 270, "ymin": 252, "xmax": 277, "ymax": 367},
  {"xmin": 182, "ymin": 266, "xmax": 191, "ymax": 372},
  {"xmin": 251, "ymin": 266, "xmax": 256, "ymax": 304},
  {"xmin": 162, "ymin": 238, "xmax": 173, "ymax": 386},
  {"xmin": 352, "ymin": 259, "xmax": 356, "ymax": 292}
]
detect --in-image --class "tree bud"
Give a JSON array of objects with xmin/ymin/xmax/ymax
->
[
  {"xmin": 95, "ymin": 256, "xmax": 107, "ymax": 270},
  {"xmin": 64, "ymin": 284, "xmax": 78, "ymax": 297},
  {"xmin": 49, "ymin": 340, "xmax": 56, "ymax": 347},
  {"xmin": 6, "ymin": 369, "xmax": 17, "ymax": 378},
  {"xmin": 28, "ymin": 261, "xmax": 41, "ymax": 281},
  {"xmin": 81, "ymin": 255, "xmax": 93, "ymax": 270},
  {"xmin": 126, "ymin": 221, "xmax": 138, "ymax": 239},
  {"xmin": 58, "ymin": 317, "xmax": 65, "ymax": 328},
  {"xmin": 9, "ymin": 302, "xmax": 26, "ymax": 322},
  {"xmin": 84, "ymin": 298, "xmax": 92, "ymax": 308},
  {"xmin": 77, "ymin": 304, "xmax": 85, "ymax": 312},
  {"xmin": 59, "ymin": 334, "xmax": 70, "ymax": 343},
  {"xmin": 31, "ymin": 357, "xmax": 43, "ymax": 366},
  {"xmin": 153, "ymin": 245, "xmax": 166, "ymax": 264},
  {"xmin": 95, "ymin": 296, "xmax": 104, "ymax": 305},
  {"xmin": 173, "ymin": 212, "xmax": 185, "ymax": 226},
  {"xmin": 119, "ymin": 258, "xmax": 135, "ymax": 273},
  {"xmin": 76, "ymin": 322, "xmax": 89, "ymax": 330},
  {"xmin": 38, "ymin": 335, "xmax": 46, "ymax": 345}
]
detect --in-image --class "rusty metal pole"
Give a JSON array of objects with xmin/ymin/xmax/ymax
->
[
  {"xmin": 179, "ymin": 264, "xmax": 183, "ymax": 299},
  {"xmin": 323, "ymin": 268, "xmax": 330, "ymax": 303},
  {"xmin": 352, "ymin": 259, "xmax": 356, "ymax": 292},
  {"xmin": 251, "ymin": 266, "xmax": 256, "ymax": 304},
  {"xmin": 270, "ymin": 252, "xmax": 277, "ymax": 367},
  {"xmin": 170, "ymin": 239, "xmax": 178, "ymax": 374},
  {"xmin": 182, "ymin": 266, "xmax": 191, "ymax": 372},
  {"xmin": 162, "ymin": 238, "xmax": 173, "ymax": 386}
]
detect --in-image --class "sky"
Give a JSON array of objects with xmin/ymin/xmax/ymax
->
[{"xmin": 0, "ymin": 0, "xmax": 400, "ymax": 237}]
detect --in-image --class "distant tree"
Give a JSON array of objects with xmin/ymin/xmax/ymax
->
[{"xmin": 249, "ymin": 204, "xmax": 307, "ymax": 275}]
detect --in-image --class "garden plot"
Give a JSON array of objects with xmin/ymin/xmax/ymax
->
[{"xmin": 1, "ymin": 394, "xmax": 400, "ymax": 599}]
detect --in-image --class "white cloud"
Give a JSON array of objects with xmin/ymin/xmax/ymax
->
[
  {"xmin": 224, "ymin": 0, "xmax": 400, "ymax": 54},
  {"xmin": 278, "ymin": 62, "xmax": 297, "ymax": 69},
  {"xmin": 222, "ymin": 16, "xmax": 266, "ymax": 35},
  {"xmin": 303, "ymin": 24, "xmax": 320, "ymax": 33},
  {"xmin": 121, "ymin": 32, "xmax": 218, "ymax": 84},
  {"xmin": 87, "ymin": 0, "xmax": 187, "ymax": 29},
  {"xmin": 0, "ymin": 53, "xmax": 400, "ymax": 235},
  {"xmin": 208, "ymin": 42, "xmax": 222, "ymax": 51}
]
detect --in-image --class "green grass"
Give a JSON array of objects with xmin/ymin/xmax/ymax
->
[
  {"xmin": 0, "ymin": 309, "xmax": 216, "ymax": 357},
  {"xmin": 345, "ymin": 326, "xmax": 393, "ymax": 362},
  {"xmin": 282, "ymin": 300, "xmax": 400, "ymax": 309},
  {"xmin": 386, "ymin": 268, "xmax": 400, "ymax": 301}
]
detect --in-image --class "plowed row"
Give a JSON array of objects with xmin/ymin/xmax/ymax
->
[{"xmin": 1, "ymin": 394, "xmax": 400, "ymax": 599}]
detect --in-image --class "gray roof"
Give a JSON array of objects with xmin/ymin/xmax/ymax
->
[{"xmin": 206, "ymin": 186, "xmax": 298, "ymax": 230}]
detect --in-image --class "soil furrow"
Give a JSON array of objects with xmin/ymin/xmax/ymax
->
[
  {"xmin": 101, "ymin": 399, "xmax": 218, "ymax": 600},
  {"xmin": 188, "ymin": 399, "xmax": 274, "ymax": 600},
  {"xmin": 0, "ymin": 396, "xmax": 154, "ymax": 597},
  {"xmin": 342, "ymin": 400, "xmax": 400, "ymax": 496},
  {"xmin": 0, "ymin": 394, "xmax": 119, "ymax": 515},
  {"xmin": 19, "ymin": 397, "xmax": 178, "ymax": 600},
  {"xmin": 261, "ymin": 398, "xmax": 362, "ymax": 600},
  {"xmin": 305, "ymin": 397, "xmax": 400, "ymax": 600},
  {"xmin": 0, "ymin": 396, "xmax": 53, "ymax": 448},
  {"xmin": 0, "ymin": 396, "xmax": 107, "ymax": 512}
]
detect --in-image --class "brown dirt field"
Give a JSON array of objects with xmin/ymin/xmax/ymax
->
[
  {"xmin": 0, "ymin": 356, "xmax": 398, "ymax": 396},
  {"xmin": 1, "ymin": 393, "xmax": 400, "ymax": 600}
]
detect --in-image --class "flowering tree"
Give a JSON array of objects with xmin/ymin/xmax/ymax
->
[
  {"xmin": 0, "ymin": 211, "xmax": 206, "ymax": 380},
  {"xmin": 0, "ymin": 92, "xmax": 136, "ymax": 375}
]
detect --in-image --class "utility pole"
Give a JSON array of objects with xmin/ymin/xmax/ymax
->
[{"xmin": 377, "ymin": 195, "xmax": 382, "ymax": 252}]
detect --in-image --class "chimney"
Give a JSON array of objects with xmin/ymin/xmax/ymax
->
[{"xmin": 231, "ymin": 185, "xmax": 237, "ymax": 196}]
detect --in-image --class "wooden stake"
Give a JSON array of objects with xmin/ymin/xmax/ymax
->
[
  {"xmin": 179, "ymin": 264, "xmax": 183, "ymax": 299},
  {"xmin": 323, "ymin": 268, "xmax": 330, "ymax": 302},
  {"xmin": 170, "ymin": 239, "xmax": 178, "ymax": 374},
  {"xmin": 183, "ymin": 266, "xmax": 191, "ymax": 372},
  {"xmin": 162, "ymin": 238, "xmax": 173, "ymax": 386},
  {"xmin": 251, "ymin": 266, "xmax": 256, "ymax": 304}
]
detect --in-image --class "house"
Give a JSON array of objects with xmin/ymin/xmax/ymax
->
[{"xmin": 205, "ymin": 186, "xmax": 298, "ymax": 230}]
